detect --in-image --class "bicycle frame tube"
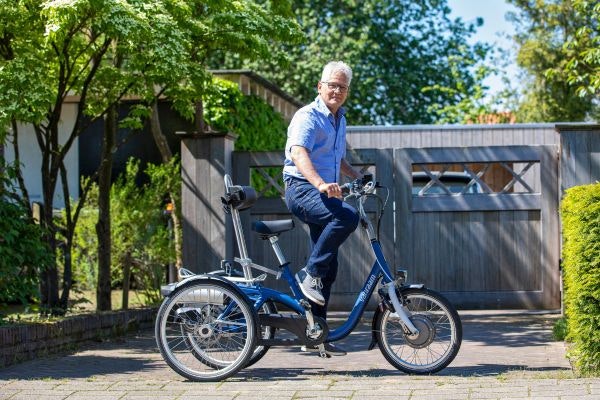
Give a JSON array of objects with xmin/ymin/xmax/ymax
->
[
  {"xmin": 327, "ymin": 239, "xmax": 394, "ymax": 341},
  {"xmin": 223, "ymin": 174, "xmax": 400, "ymax": 343},
  {"xmin": 237, "ymin": 239, "xmax": 396, "ymax": 343}
]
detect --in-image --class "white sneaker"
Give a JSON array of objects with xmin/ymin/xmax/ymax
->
[
  {"xmin": 301, "ymin": 343, "xmax": 347, "ymax": 356},
  {"xmin": 295, "ymin": 269, "xmax": 325, "ymax": 306}
]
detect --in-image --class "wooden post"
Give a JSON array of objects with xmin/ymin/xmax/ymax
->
[
  {"xmin": 557, "ymin": 123, "xmax": 600, "ymax": 192},
  {"xmin": 178, "ymin": 131, "xmax": 236, "ymax": 274}
]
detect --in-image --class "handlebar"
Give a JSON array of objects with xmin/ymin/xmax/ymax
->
[{"xmin": 341, "ymin": 174, "xmax": 381, "ymax": 200}]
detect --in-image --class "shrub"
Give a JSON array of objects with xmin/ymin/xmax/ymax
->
[
  {"xmin": 561, "ymin": 182, "xmax": 600, "ymax": 375},
  {"xmin": 69, "ymin": 158, "xmax": 180, "ymax": 306},
  {"xmin": 0, "ymin": 161, "xmax": 52, "ymax": 305},
  {"xmin": 204, "ymin": 78, "xmax": 287, "ymax": 197}
]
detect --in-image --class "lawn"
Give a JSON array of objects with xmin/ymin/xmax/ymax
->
[{"xmin": 0, "ymin": 289, "xmax": 154, "ymax": 326}]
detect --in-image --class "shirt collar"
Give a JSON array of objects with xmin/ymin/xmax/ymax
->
[{"xmin": 315, "ymin": 96, "xmax": 346, "ymax": 119}]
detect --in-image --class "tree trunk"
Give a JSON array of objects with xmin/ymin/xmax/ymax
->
[
  {"xmin": 96, "ymin": 104, "xmax": 117, "ymax": 311},
  {"xmin": 149, "ymin": 100, "xmax": 172, "ymax": 162},
  {"xmin": 195, "ymin": 100, "xmax": 205, "ymax": 134},
  {"xmin": 58, "ymin": 162, "xmax": 73, "ymax": 310},
  {"xmin": 10, "ymin": 120, "xmax": 31, "ymax": 209},
  {"xmin": 121, "ymin": 250, "xmax": 132, "ymax": 310},
  {"xmin": 40, "ymin": 154, "xmax": 60, "ymax": 313}
]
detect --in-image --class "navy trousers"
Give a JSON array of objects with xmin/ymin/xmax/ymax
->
[{"xmin": 284, "ymin": 178, "xmax": 359, "ymax": 319}]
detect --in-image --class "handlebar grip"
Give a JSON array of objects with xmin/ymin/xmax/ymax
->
[{"xmin": 340, "ymin": 183, "xmax": 352, "ymax": 195}]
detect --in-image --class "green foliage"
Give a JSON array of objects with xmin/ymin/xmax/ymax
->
[
  {"xmin": 552, "ymin": 317, "xmax": 568, "ymax": 341},
  {"xmin": 204, "ymin": 78, "xmax": 287, "ymax": 151},
  {"xmin": 67, "ymin": 181, "xmax": 99, "ymax": 291},
  {"xmin": 561, "ymin": 183, "xmax": 600, "ymax": 375},
  {"xmin": 563, "ymin": 0, "xmax": 600, "ymax": 99},
  {"xmin": 209, "ymin": 0, "xmax": 494, "ymax": 125},
  {"xmin": 204, "ymin": 77, "xmax": 287, "ymax": 196},
  {"xmin": 70, "ymin": 158, "xmax": 181, "ymax": 306},
  {"xmin": 1, "ymin": 0, "xmax": 302, "ymax": 311},
  {"xmin": 0, "ymin": 161, "xmax": 51, "ymax": 305},
  {"xmin": 508, "ymin": 0, "xmax": 599, "ymax": 122}
]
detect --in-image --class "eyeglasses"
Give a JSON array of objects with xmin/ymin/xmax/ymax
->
[{"xmin": 321, "ymin": 81, "xmax": 349, "ymax": 93}]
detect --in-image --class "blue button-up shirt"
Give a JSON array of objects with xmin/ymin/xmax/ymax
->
[{"xmin": 283, "ymin": 96, "xmax": 347, "ymax": 183}]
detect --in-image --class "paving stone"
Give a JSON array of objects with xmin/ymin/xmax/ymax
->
[{"xmin": 0, "ymin": 311, "xmax": 598, "ymax": 400}]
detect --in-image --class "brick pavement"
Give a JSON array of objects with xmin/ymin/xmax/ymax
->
[{"xmin": 1, "ymin": 310, "xmax": 599, "ymax": 400}]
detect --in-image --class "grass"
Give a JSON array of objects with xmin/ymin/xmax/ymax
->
[
  {"xmin": 552, "ymin": 317, "xmax": 568, "ymax": 341},
  {"xmin": 0, "ymin": 289, "xmax": 154, "ymax": 326}
]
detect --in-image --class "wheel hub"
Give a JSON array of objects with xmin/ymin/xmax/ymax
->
[
  {"xmin": 404, "ymin": 314, "xmax": 435, "ymax": 348},
  {"xmin": 196, "ymin": 324, "xmax": 214, "ymax": 339}
]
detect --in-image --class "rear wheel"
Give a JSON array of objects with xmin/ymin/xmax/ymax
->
[
  {"xmin": 206, "ymin": 269, "xmax": 276, "ymax": 367},
  {"xmin": 245, "ymin": 300, "xmax": 277, "ymax": 367},
  {"xmin": 155, "ymin": 279, "xmax": 257, "ymax": 381},
  {"xmin": 375, "ymin": 287, "xmax": 462, "ymax": 374}
]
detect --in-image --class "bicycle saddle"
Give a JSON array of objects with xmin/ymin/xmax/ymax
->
[{"xmin": 251, "ymin": 219, "xmax": 295, "ymax": 238}]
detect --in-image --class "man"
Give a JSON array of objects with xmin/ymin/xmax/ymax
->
[{"xmin": 283, "ymin": 61, "xmax": 363, "ymax": 356}]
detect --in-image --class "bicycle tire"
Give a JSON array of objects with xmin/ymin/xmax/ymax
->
[
  {"xmin": 155, "ymin": 279, "xmax": 257, "ymax": 381},
  {"xmin": 374, "ymin": 287, "xmax": 462, "ymax": 374},
  {"xmin": 206, "ymin": 269, "xmax": 276, "ymax": 367},
  {"xmin": 244, "ymin": 300, "xmax": 276, "ymax": 367}
]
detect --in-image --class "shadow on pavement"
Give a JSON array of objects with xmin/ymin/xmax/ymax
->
[{"xmin": 0, "ymin": 311, "xmax": 570, "ymax": 381}]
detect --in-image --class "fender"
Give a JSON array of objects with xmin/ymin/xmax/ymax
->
[
  {"xmin": 160, "ymin": 274, "xmax": 256, "ymax": 315},
  {"xmin": 368, "ymin": 284, "xmax": 426, "ymax": 350},
  {"xmin": 158, "ymin": 274, "xmax": 260, "ymax": 349}
]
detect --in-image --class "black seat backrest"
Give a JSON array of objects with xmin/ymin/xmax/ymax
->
[{"xmin": 226, "ymin": 185, "xmax": 257, "ymax": 211}]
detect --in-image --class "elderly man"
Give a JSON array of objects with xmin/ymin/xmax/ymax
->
[{"xmin": 283, "ymin": 61, "xmax": 363, "ymax": 356}]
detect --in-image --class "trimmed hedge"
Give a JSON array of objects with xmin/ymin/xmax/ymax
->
[{"xmin": 561, "ymin": 182, "xmax": 600, "ymax": 375}]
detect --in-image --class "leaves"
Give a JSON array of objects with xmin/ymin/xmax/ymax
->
[
  {"xmin": 508, "ymin": 0, "xmax": 599, "ymax": 122},
  {"xmin": 561, "ymin": 183, "xmax": 600, "ymax": 374},
  {"xmin": 1, "ymin": 0, "xmax": 302, "ymax": 309},
  {"xmin": 208, "ymin": 0, "xmax": 494, "ymax": 125},
  {"xmin": 0, "ymin": 160, "xmax": 52, "ymax": 305}
]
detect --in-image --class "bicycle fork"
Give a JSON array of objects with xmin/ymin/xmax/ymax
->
[{"xmin": 384, "ymin": 281, "xmax": 420, "ymax": 336}]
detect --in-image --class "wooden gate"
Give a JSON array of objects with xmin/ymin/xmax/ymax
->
[
  {"xmin": 393, "ymin": 146, "xmax": 560, "ymax": 309},
  {"xmin": 230, "ymin": 144, "xmax": 560, "ymax": 309}
]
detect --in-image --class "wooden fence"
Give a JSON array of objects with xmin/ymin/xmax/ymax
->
[{"xmin": 180, "ymin": 124, "xmax": 600, "ymax": 310}]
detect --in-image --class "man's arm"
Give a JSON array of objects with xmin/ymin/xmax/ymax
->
[
  {"xmin": 341, "ymin": 158, "xmax": 362, "ymax": 180},
  {"xmin": 290, "ymin": 145, "xmax": 342, "ymax": 198}
]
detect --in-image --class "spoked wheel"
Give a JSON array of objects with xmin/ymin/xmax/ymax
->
[
  {"xmin": 155, "ymin": 279, "xmax": 257, "ymax": 381},
  {"xmin": 375, "ymin": 287, "xmax": 462, "ymax": 374},
  {"xmin": 245, "ymin": 300, "xmax": 277, "ymax": 367}
]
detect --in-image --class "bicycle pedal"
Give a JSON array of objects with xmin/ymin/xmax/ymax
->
[{"xmin": 317, "ymin": 344, "xmax": 329, "ymax": 358}]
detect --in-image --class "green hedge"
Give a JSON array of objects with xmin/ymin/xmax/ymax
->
[
  {"xmin": 204, "ymin": 78, "xmax": 287, "ymax": 196},
  {"xmin": 561, "ymin": 182, "xmax": 600, "ymax": 375},
  {"xmin": 0, "ymin": 161, "xmax": 52, "ymax": 306}
]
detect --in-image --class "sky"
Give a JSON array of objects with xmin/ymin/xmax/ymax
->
[{"xmin": 447, "ymin": 0, "xmax": 520, "ymax": 96}]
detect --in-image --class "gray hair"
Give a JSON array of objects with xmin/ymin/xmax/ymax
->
[{"xmin": 320, "ymin": 61, "xmax": 352, "ymax": 85}]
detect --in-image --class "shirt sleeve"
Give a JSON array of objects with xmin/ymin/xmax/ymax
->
[{"xmin": 286, "ymin": 109, "xmax": 316, "ymax": 153}]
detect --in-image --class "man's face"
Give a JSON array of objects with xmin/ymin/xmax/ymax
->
[{"xmin": 317, "ymin": 71, "xmax": 349, "ymax": 114}]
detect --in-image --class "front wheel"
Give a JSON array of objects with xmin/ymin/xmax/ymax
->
[
  {"xmin": 155, "ymin": 279, "xmax": 257, "ymax": 381},
  {"xmin": 375, "ymin": 287, "xmax": 462, "ymax": 374}
]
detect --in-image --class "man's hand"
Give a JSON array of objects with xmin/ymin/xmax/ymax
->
[{"xmin": 318, "ymin": 182, "xmax": 343, "ymax": 199}]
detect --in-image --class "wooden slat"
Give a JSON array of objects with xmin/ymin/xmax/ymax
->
[
  {"xmin": 411, "ymin": 193, "xmax": 542, "ymax": 212},
  {"xmin": 540, "ymin": 145, "xmax": 561, "ymax": 309},
  {"xmin": 394, "ymin": 149, "xmax": 413, "ymax": 275},
  {"xmin": 408, "ymin": 146, "xmax": 541, "ymax": 164}
]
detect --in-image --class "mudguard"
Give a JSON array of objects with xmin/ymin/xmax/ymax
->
[
  {"xmin": 368, "ymin": 284, "xmax": 426, "ymax": 350},
  {"xmin": 160, "ymin": 273, "xmax": 256, "ymax": 315}
]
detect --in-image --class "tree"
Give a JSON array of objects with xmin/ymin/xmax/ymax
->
[
  {"xmin": 563, "ymin": 0, "xmax": 600, "ymax": 100},
  {"xmin": 508, "ymin": 0, "xmax": 599, "ymax": 122},
  {"xmin": 209, "ymin": 0, "xmax": 493, "ymax": 125},
  {"xmin": 1, "ymin": 0, "xmax": 191, "ymax": 313},
  {"xmin": 0, "ymin": 0, "xmax": 301, "ymax": 313},
  {"xmin": 137, "ymin": 0, "xmax": 302, "ymax": 284}
]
